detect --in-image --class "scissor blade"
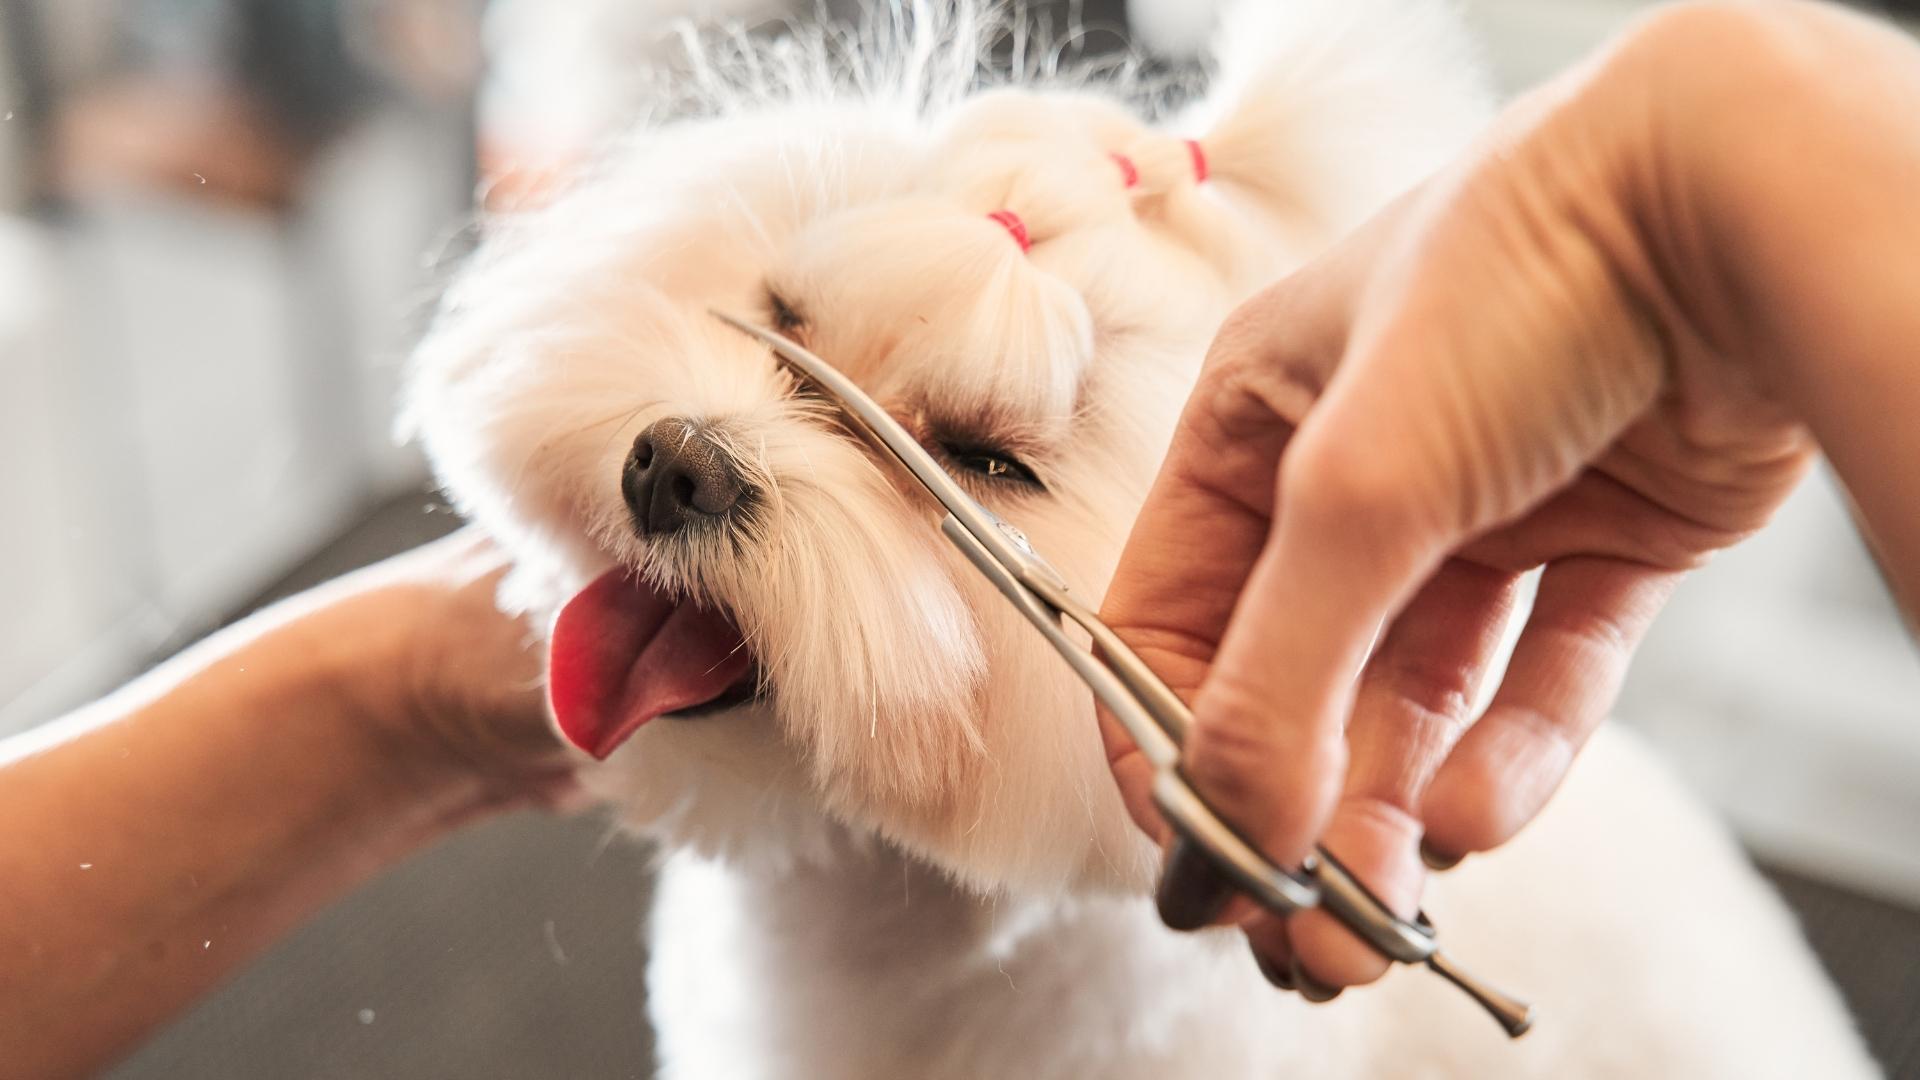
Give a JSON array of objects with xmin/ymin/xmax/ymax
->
[
  {"xmin": 1036, "ymin": 583, "xmax": 1195, "ymax": 749},
  {"xmin": 941, "ymin": 516, "xmax": 1180, "ymax": 770},
  {"xmin": 712, "ymin": 312, "xmax": 960, "ymax": 507},
  {"xmin": 712, "ymin": 309, "xmax": 1063, "ymax": 595}
]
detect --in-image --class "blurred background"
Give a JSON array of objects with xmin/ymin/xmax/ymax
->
[{"xmin": 0, "ymin": 0, "xmax": 1915, "ymax": 1076}]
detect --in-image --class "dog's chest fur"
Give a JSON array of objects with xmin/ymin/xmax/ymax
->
[{"xmin": 642, "ymin": 728, "xmax": 1874, "ymax": 1079}]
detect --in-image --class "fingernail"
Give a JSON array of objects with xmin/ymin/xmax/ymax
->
[
  {"xmin": 1419, "ymin": 840, "xmax": 1463, "ymax": 871},
  {"xmin": 1156, "ymin": 837, "xmax": 1235, "ymax": 931},
  {"xmin": 1292, "ymin": 958, "xmax": 1343, "ymax": 1003},
  {"xmin": 1251, "ymin": 945, "xmax": 1295, "ymax": 991}
]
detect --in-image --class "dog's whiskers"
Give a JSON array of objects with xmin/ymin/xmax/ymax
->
[
  {"xmin": 704, "ymin": 635, "xmax": 756, "ymax": 678},
  {"xmin": 588, "ymin": 400, "xmax": 663, "ymax": 455}
]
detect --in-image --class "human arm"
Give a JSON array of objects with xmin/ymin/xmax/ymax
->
[{"xmin": 0, "ymin": 531, "xmax": 569, "ymax": 1078}]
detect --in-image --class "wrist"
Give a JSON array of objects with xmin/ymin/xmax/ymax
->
[
  {"xmin": 271, "ymin": 594, "xmax": 504, "ymax": 824},
  {"xmin": 292, "ymin": 571, "xmax": 578, "ymax": 817}
]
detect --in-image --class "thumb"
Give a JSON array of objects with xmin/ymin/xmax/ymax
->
[
  {"xmin": 1097, "ymin": 243, "xmax": 1380, "ymax": 838},
  {"xmin": 1177, "ymin": 415, "xmax": 1448, "ymax": 874}
]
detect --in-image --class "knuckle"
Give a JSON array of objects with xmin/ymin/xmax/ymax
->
[
  {"xmin": 1201, "ymin": 288, "xmax": 1286, "ymax": 376},
  {"xmin": 1334, "ymin": 793, "xmax": 1424, "ymax": 846},
  {"xmin": 1637, "ymin": 1, "xmax": 1797, "ymax": 57},
  {"xmin": 1630, "ymin": 1, "xmax": 1838, "ymax": 114},
  {"xmin": 1366, "ymin": 650, "xmax": 1480, "ymax": 729},
  {"xmin": 1196, "ymin": 292, "xmax": 1331, "ymax": 432},
  {"xmin": 1428, "ymin": 711, "xmax": 1575, "ymax": 853},
  {"xmin": 1187, "ymin": 345, "xmax": 1316, "ymax": 452},
  {"xmin": 1280, "ymin": 434, "xmax": 1421, "ymax": 538},
  {"xmin": 1185, "ymin": 688, "xmax": 1287, "ymax": 799},
  {"xmin": 1526, "ymin": 588, "xmax": 1656, "ymax": 670},
  {"xmin": 1533, "ymin": 607, "xmax": 1631, "ymax": 663},
  {"xmin": 1500, "ymin": 705, "xmax": 1582, "ymax": 770},
  {"xmin": 1184, "ymin": 681, "xmax": 1343, "ymax": 860}
]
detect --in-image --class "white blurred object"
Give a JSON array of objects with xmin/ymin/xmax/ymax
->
[
  {"xmin": 0, "ymin": 221, "xmax": 118, "ymax": 724},
  {"xmin": 480, "ymin": 0, "xmax": 785, "ymax": 176},
  {"xmin": 1126, "ymin": 0, "xmax": 1226, "ymax": 59},
  {"xmin": 1618, "ymin": 469, "xmax": 1920, "ymax": 904},
  {"xmin": 75, "ymin": 199, "xmax": 363, "ymax": 619},
  {"xmin": 1130, "ymin": 0, "xmax": 1655, "ymax": 82},
  {"xmin": 0, "ymin": 115, "xmax": 464, "ymax": 733}
]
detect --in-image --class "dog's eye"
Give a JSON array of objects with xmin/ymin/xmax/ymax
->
[
  {"xmin": 765, "ymin": 288, "xmax": 807, "ymax": 339},
  {"xmin": 937, "ymin": 441, "xmax": 1043, "ymax": 490}
]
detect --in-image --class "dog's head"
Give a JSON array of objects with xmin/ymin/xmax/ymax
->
[{"xmin": 408, "ymin": 1, "xmax": 1487, "ymax": 896}]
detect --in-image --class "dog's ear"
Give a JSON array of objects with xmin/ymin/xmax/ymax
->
[{"xmin": 1126, "ymin": 0, "xmax": 1494, "ymax": 280}]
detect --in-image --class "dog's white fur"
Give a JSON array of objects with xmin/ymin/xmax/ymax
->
[{"xmin": 409, "ymin": 2, "xmax": 1879, "ymax": 1075}]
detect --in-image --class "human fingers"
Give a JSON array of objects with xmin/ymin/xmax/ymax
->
[
  {"xmin": 1164, "ymin": 416, "xmax": 1447, "ymax": 918},
  {"xmin": 1244, "ymin": 917, "xmax": 1299, "ymax": 993},
  {"xmin": 1278, "ymin": 560, "xmax": 1521, "ymax": 988},
  {"xmin": 1097, "ymin": 241, "xmax": 1380, "ymax": 841},
  {"xmin": 1420, "ymin": 555, "xmax": 1678, "ymax": 862},
  {"xmin": 1093, "ymin": 359, "xmax": 1297, "ymax": 842},
  {"xmin": 346, "ymin": 530, "xmax": 575, "ymax": 809}
]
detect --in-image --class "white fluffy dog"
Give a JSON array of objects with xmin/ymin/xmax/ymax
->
[{"xmin": 408, "ymin": 2, "xmax": 1878, "ymax": 1076}]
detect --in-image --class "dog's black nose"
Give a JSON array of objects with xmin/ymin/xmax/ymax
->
[{"xmin": 623, "ymin": 417, "xmax": 749, "ymax": 536}]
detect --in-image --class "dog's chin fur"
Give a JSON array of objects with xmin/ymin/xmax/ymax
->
[{"xmin": 408, "ymin": 3, "xmax": 1879, "ymax": 1076}]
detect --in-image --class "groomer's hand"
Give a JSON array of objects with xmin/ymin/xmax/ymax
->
[
  {"xmin": 307, "ymin": 528, "xmax": 573, "ymax": 809},
  {"xmin": 1101, "ymin": 0, "xmax": 1920, "ymax": 995}
]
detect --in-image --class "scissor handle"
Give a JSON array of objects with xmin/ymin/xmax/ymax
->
[
  {"xmin": 1019, "ymin": 566, "xmax": 1195, "ymax": 749},
  {"xmin": 941, "ymin": 515, "xmax": 1188, "ymax": 771},
  {"xmin": 1310, "ymin": 847, "xmax": 1437, "ymax": 963},
  {"xmin": 950, "ymin": 513, "xmax": 1536, "ymax": 1037},
  {"xmin": 1152, "ymin": 769, "xmax": 1322, "ymax": 913}
]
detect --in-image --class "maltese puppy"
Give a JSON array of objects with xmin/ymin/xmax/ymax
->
[{"xmin": 408, "ymin": 2, "xmax": 1876, "ymax": 1076}]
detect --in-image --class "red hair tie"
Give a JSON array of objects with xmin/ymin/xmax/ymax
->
[
  {"xmin": 1109, "ymin": 152, "xmax": 1140, "ymax": 189},
  {"xmin": 1184, "ymin": 139, "xmax": 1209, "ymax": 183},
  {"xmin": 986, "ymin": 209, "xmax": 1031, "ymax": 253}
]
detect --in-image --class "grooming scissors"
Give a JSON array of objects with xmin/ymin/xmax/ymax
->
[{"xmin": 713, "ymin": 311, "xmax": 1535, "ymax": 1038}]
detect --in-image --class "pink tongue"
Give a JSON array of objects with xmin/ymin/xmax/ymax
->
[{"xmin": 549, "ymin": 570, "xmax": 752, "ymax": 760}]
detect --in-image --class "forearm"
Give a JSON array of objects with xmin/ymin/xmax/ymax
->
[
  {"xmin": 0, "ymin": 610, "xmax": 493, "ymax": 1077},
  {"xmin": 1616, "ymin": 1, "xmax": 1920, "ymax": 616},
  {"xmin": 1709, "ymin": 5, "xmax": 1920, "ymax": 619}
]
